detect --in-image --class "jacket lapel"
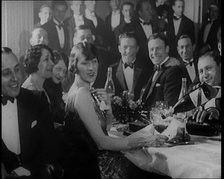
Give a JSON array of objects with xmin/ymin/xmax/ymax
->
[
  {"xmin": 116, "ymin": 61, "xmax": 127, "ymax": 90},
  {"xmin": 146, "ymin": 70, "xmax": 163, "ymax": 99},
  {"xmin": 132, "ymin": 66, "xmax": 142, "ymax": 93},
  {"xmin": 177, "ymin": 16, "xmax": 185, "ymax": 37}
]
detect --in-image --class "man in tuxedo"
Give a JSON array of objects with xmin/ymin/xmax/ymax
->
[
  {"xmin": 42, "ymin": 0, "xmax": 70, "ymax": 56},
  {"xmin": 192, "ymin": 50, "xmax": 221, "ymax": 124},
  {"xmin": 84, "ymin": 0, "xmax": 107, "ymax": 49},
  {"xmin": 166, "ymin": 0, "xmax": 195, "ymax": 59},
  {"xmin": 113, "ymin": 1, "xmax": 135, "ymax": 58},
  {"xmin": 177, "ymin": 34, "xmax": 199, "ymax": 88},
  {"xmin": 1, "ymin": 47, "xmax": 61, "ymax": 178},
  {"xmin": 124, "ymin": 0, "xmax": 160, "ymax": 77},
  {"xmin": 65, "ymin": 1, "xmax": 95, "ymax": 50},
  {"xmin": 142, "ymin": 33, "xmax": 184, "ymax": 109},
  {"xmin": 110, "ymin": 32, "xmax": 150, "ymax": 101}
]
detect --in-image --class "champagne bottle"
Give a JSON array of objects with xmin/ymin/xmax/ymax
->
[
  {"xmin": 172, "ymin": 82, "xmax": 218, "ymax": 114},
  {"xmin": 104, "ymin": 67, "xmax": 115, "ymax": 98}
]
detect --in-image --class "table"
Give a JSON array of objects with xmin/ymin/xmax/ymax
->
[{"xmin": 109, "ymin": 124, "xmax": 221, "ymax": 178}]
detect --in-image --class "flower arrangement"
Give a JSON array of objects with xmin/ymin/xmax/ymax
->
[{"xmin": 111, "ymin": 91, "xmax": 149, "ymax": 124}]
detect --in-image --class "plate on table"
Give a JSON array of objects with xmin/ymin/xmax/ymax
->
[{"xmin": 186, "ymin": 122, "xmax": 219, "ymax": 136}]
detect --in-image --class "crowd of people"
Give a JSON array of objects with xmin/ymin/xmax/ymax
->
[{"xmin": 1, "ymin": 0, "xmax": 221, "ymax": 178}]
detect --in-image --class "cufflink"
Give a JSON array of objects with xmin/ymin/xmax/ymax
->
[
  {"xmin": 156, "ymin": 83, "xmax": 161, "ymax": 87},
  {"xmin": 31, "ymin": 120, "xmax": 37, "ymax": 128}
]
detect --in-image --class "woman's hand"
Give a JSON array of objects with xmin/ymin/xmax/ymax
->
[
  {"xmin": 92, "ymin": 88, "xmax": 111, "ymax": 107},
  {"xmin": 144, "ymin": 134, "xmax": 168, "ymax": 147}
]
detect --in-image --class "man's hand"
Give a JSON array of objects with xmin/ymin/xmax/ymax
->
[{"xmin": 192, "ymin": 106, "xmax": 219, "ymax": 124}]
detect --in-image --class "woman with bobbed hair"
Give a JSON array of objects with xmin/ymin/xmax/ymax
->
[
  {"xmin": 22, "ymin": 44, "xmax": 54, "ymax": 95},
  {"xmin": 63, "ymin": 42, "xmax": 168, "ymax": 179},
  {"xmin": 44, "ymin": 50, "xmax": 68, "ymax": 126}
]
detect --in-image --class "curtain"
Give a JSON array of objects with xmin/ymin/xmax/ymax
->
[{"xmin": 1, "ymin": 1, "xmax": 33, "ymax": 57}]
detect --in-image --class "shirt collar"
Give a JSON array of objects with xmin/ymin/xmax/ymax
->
[
  {"xmin": 73, "ymin": 14, "xmax": 83, "ymax": 21},
  {"xmin": 53, "ymin": 18, "xmax": 63, "ymax": 25},
  {"xmin": 159, "ymin": 56, "xmax": 169, "ymax": 67},
  {"xmin": 112, "ymin": 10, "xmax": 120, "ymax": 15},
  {"xmin": 85, "ymin": 9, "xmax": 95, "ymax": 18},
  {"xmin": 182, "ymin": 58, "xmax": 193, "ymax": 64}
]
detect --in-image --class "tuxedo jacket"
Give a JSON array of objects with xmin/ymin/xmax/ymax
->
[
  {"xmin": 111, "ymin": 60, "xmax": 150, "ymax": 101},
  {"xmin": 142, "ymin": 61, "xmax": 184, "ymax": 109},
  {"xmin": 65, "ymin": 16, "xmax": 95, "ymax": 50},
  {"xmin": 123, "ymin": 19, "xmax": 160, "ymax": 77},
  {"xmin": 105, "ymin": 12, "xmax": 124, "ymax": 50},
  {"xmin": 41, "ymin": 19, "xmax": 70, "ymax": 56},
  {"xmin": 179, "ymin": 58, "xmax": 200, "ymax": 90},
  {"xmin": 1, "ymin": 88, "xmax": 58, "ymax": 174},
  {"xmin": 166, "ymin": 15, "xmax": 195, "ymax": 59}
]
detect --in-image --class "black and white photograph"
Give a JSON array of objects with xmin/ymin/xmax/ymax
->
[{"xmin": 1, "ymin": 0, "xmax": 221, "ymax": 178}]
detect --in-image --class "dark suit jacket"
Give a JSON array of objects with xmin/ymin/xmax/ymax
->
[
  {"xmin": 111, "ymin": 59, "xmax": 150, "ymax": 101},
  {"xmin": 166, "ymin": 15, "xmax": 195, "ymax": 59},
  {"xmin": 65, "ymin": 16, "xmax": 95, "ymax": 50},
  {"xmin": 105, "ymin": 12, "xmax": 124, "ymax": 51},
  {"xmin": 179, "ymin": 58, "xmax": 200, "ymax": 90},
  {"xmin": 142, "ymin": 61, "xmax": 184, "ymax": 109},
  {"xmin": 123, "ymin": 19, "xmax": 161, "ymax": 77},
  {"xmin": 41, "ymin": 19, "xmax": 70, "ymax": 56},
  {"xmin": 1, "ymin": 88, "xmax": 58, "ymax": 176}
]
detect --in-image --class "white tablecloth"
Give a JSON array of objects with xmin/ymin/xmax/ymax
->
[{"xmin": 109, "ymin": 124, "xmax": 221, "ymax": 178}]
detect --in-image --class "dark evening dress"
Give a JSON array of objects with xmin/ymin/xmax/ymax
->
[{"xmin": 63, "ymin": 92, "xmax": 134, "ymax": 179}]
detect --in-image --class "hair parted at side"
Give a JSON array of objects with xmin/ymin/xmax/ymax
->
[
  {"xmin": 1, "ymin": 47, "xmax": 13, "ymax": 54},
  {"xmin": 148, "ymin": 32, "xmax": 168, "ymax": 46},
  {"xmin": 23, "ymin": 44, "xmax": 53, "ymax": 74},
  {"xmin": 118, "ymin": 31, "xmax": 138, "ymax": 45},
  {"xmin": 53, "ymin": 50, "xmax": 69, "ymax": 68},
  {"xmin": 198, "ymin": 50, "xmax": 221, "ymax": 66},
  {"xmin": 51, "ymin": 0, "xmax": 68, "ymax": 10},
  {"xmin": 69, "ymin": 42, "xmax": 98, "ymax": 74}
]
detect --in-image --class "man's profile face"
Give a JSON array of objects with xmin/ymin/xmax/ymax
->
[
  {"xmin": 71, "ymin": 1, "xmax": 83, "ymax": 16},
  {"xmin": 2, "ymin": 53, "xmax": 22, "ymax": 97},
  {"xmin": 39, "ymin": 6, "xmax": 52, "ymax": 24},
  {"xmin": 53, "ymin": 4, "xmax": 67, "ymax": 22},
  {"xmin": 73, "ymin": 29, "xmax": 94, "ymax": 45},
  {"xmin": 198, "ymin": 56, "xmax": 221, "ymax": 86},
  {"xmin": 84, "ymin": 1, "xmax": 96, "ymax": 12},
  {"xmin": 148, "ymin": 38, "xmax": 169, "ymax": 65},
  {"xmin": 177, "ymin": 37, "xmax": 193, "ymax": 61}
]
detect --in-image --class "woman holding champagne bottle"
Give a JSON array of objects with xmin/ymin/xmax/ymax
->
[{"xmin": 64, "ymin": 42, "xmax": 168, "ymax": 179}]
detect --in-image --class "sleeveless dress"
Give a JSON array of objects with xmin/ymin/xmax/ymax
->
[{"xmin": 64, "ymin": 92, "xmax": 133, "ymax": 179}]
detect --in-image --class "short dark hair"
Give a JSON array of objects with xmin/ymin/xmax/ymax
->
[
  {"xmin": 118, "ymin": 31, "xmax": 138, "ymax": 45},
  {"xmin": 1, "ymin": 47, "xmax": 13, "ymax": 54},
  {"xmin": 178, "ymin": 34, "xmax": 193, "ymax": 45},
  {"xmin": 121, "ymin": 1, "xmax": 134, "ymax": 10},
  {"xmin": 148, "ymin": 32, "xmax": 168, "ymax": 46},
  {"xmin": 39, "ymin": 3, "xmax": 51, "ymax": 12},
  {"xmin": 52, "ymin": 50, "xmax": 69, "ymax": 68},
  {"xmin": 136, "ymin": 0, "xmax": 150, "ymax": 12},
  {"xmin": 52, "ymin": 0, "xmax": 68, "ymax": 10},
  {"xmin": 198, "ymin": 50, "xmax": 221, "ymax": 66},
  {"xmin": 23, "ymin": 44, "xmax": 54, "ymax": 74},
  {"xmin": 69, "ymin": 42, "xmax": 98, "ymax": 74},
  {"xmin": 171, "ymin": 0, "xmax": 184, "ymax": 6}
]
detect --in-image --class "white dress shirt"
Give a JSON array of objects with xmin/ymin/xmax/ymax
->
[
  {"xmin": 2, "ymin": 99, "xmax": 21, "ymax": 155},
  {"xmin": 111, "ymin": 10, "xmax": 120, "ymax": 31},
  {"xmin": 139, "ymin": 18, "xmax": 152, "ymax": 39},
  {"xmin": 173, "ymin": 18, "xmax": 181, "ymax": 36},
  {"xmin": 53, "ymin": 18, "xmax": 65, "ymax": 48},
  {"xmin": 85, "ymin": 9, "xmax": 98, "ymax": 27},
  {"xmin": 183, "ymin": 58, "xmax": 196, "ymax": 82},
  {"xmin": 122, "ymin": 61, "xmax": 135, "ymax": 92},
  {"xmin": 74, "ymin": 14, "xmax": 84, "ymax": 27}
]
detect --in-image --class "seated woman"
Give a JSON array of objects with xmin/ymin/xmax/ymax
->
[
  {"xmin": 64, "ymin": 42, "xmax": 168, "ymax": 179},
  {"xmin": 44, "ymin": 50, "xmax": 68, "ymax": 126}
]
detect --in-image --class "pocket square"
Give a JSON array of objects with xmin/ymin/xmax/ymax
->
[
  {"xmin": 31, "ymin": 120, "xmax": 37, "ymax": 128},
  {"xmin": 156, "ymin": 83, "xmax": 161, "ymax": 87}
]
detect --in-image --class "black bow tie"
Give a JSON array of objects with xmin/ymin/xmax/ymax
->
[
  {"xmin": 55, "ymin": 23, "xmax": 64, "ymax": 30},
  {"xmin": 2, "ymin": 95, "xmax": 15, "ymax": 106},
  {"xmin": 124, "ymin": 62, "xmax": 134, "ymax": 69},
  {"xmin": 154, "ymin": 65, "xmax": 162, "ymax": 71},
  {"xmin": 184, "ymin": 61, "xmax": 193, "ymax": 66},
  {"xmin": 140, "ymin": 20, "xmax": 151, "ymax": 26},
  {"xmin": 173, "ymin": 14, "xmax": 182, "ymax": 20}
]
